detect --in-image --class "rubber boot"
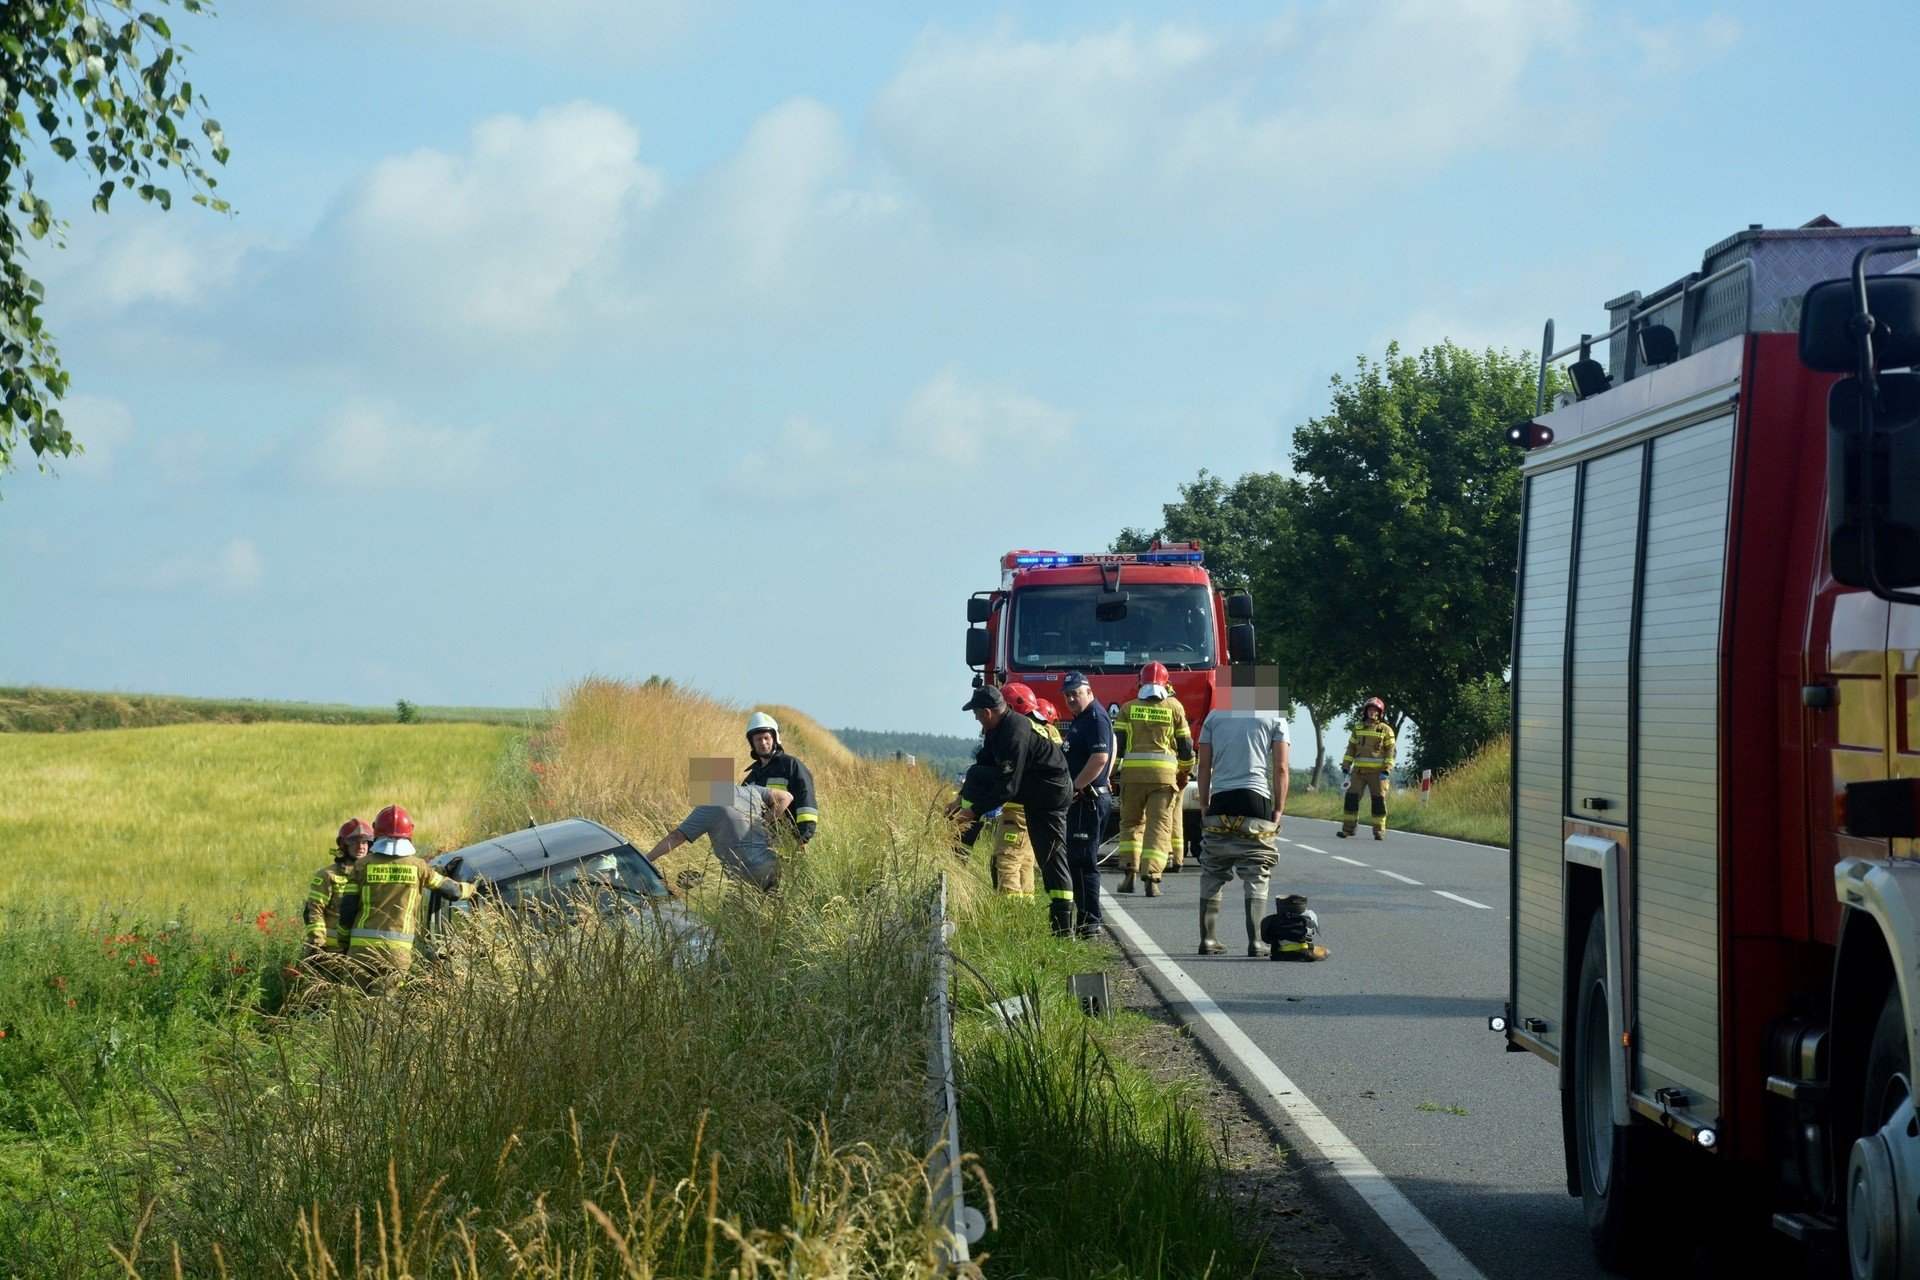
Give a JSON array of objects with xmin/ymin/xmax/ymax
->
[
  {"xmin": 1119, "ymin": 870, "xmax": 1137, "ymax": 894},
  {"xmin": 1144, "ymin": 875, "xmax": 1161, "ymax": 898},
  {"xmin": 1199, "ymin": 897, "xmax": 1225, "ymax": 955},
  {"xmin": 1245, "ymin": 896, "xmax": 1267, "ymax": 957},
  {"xmin": 1048, "ymin": 898, "xmax": 1074, "ymax": 939},
  {"xmin": 1373, "ymin": 827, "xmax": 1385, "ymax": 841}
]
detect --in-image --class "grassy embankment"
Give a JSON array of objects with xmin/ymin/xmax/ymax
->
[
  {"xmin": 1286, "ymin": 735, "xmax": 1509, "ymax": 846},
  {"xmin": 0, "ymin": 679, "xmax": 1256, "ymax": 1278}
]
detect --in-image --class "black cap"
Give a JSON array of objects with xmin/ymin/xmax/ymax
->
[
  {"xmin": 1062, "ymin": 670, "xmax": 1090, "ymax": 692},
  {"xmin": 963, "ymin": 685, "xmax": 1007, "ymax": 712}
]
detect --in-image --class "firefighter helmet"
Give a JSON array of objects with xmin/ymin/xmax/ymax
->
[
  {"xmin": 1363, "ymin": 696, "xmax": 1386, "ymax": 715},
  {"xmin": 1035, "ymin": 698, "xmax": 1059, "ymax": 724},
  {"xmin": 373, "ymin": 805, "xmax": 414, "ymax": 841},
  {"xmin": 745, "ymin": 711, "xmax": 781, "ymax": 749},
  {"xmin": 1002, "ymin": 683, "xmax": 1039, "ymax": 716},
  {"xmin": 336, "ymin": 818, "xmax": 373, "ymax": 851},
  {"xmin": 1139, "ymin": 661, "xmax": 1171, "ymax": 687}
]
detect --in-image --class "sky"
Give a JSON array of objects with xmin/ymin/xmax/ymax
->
[{"xmin": 3, "ymin": 0, "xmax": 1918, "ymax": 736}]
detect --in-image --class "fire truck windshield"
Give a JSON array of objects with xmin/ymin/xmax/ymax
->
[{"xmin": 1009, "ymin": 584, "xmax": 1216, "ymax": 672}]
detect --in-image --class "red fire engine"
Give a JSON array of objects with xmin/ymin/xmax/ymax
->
[
  {"xmin": 1502, "ymin": 220, "xmax": 1920, "ymax": 1274},
  {"xmin": 964, "ymin": 541, "xmax": 1255, "ymax": 747}
]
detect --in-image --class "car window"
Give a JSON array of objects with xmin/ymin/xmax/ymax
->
[{"xmin": 494, "ymin": 845, "xmax": 670, "ymax": 909}]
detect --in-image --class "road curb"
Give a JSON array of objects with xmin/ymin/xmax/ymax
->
[{"xmin": 1101, "ymin": 902, "xmax": 1485, "ymax": 1280}]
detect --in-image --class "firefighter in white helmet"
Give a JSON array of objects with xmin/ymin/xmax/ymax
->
[
  {"xmin": 1339, "ymin": 697, "xmax": 1396, "ymax": 839},
  {"xmin": 740, "ymin": 711, "xmax": 820, "ymax": 847}
]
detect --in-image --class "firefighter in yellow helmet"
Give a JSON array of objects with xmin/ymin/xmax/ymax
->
[
  {"xmin": 1339, "ymin": 697, "xmax": 1396, "ymax": 839},
  {"xmin": 301, "ymin": 817, "xmax": 371, "ymax": 978},
  {"xmin": 341, "ymin": 804, "xmax": 477, "ymax": 992},
  {"xmin": 1113, "ymin": 662, "xmax": 1194, "ymax": 897}
]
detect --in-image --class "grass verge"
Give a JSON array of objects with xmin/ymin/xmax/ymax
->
[{"xmin": 1285, "ymin": 736, "xmax": 1509, "ymax": 846}]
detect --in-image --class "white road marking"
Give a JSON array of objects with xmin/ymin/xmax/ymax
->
[
  {"xmin": 1434, "ymin": 891, "xmax": 1492, "ymax": 910},
  {"xmin": 1296, "ymin": 843, "xmax": 1328, "ymax": 854},
  {"xmin": 1287, "ymin": 814, "xmax": 1502, "ymax": 854},
  {"xmin": 1331, "ymin": 855, "xmax": 1370, "ymax": 867},
  {"xmin": 1103, "ymin": 902, "xmax": 1492, "ymax": 1280},
  {"xmin": 1376, "ymin": 869, "xmax": 1423, "ymax": 886}
]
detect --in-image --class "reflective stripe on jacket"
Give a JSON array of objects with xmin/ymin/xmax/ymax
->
[
  {"xmin": 742, "ymin": 749, "xmax": 820, "ymax": 840},
  {"xmin": 302, "ymin": 860, "xmax": 358, "ymax": 948},
  {"xmin": 1341, "ymin": 722, "xmax": 1396, "ymax": 771},
  {"xmin": 345, "ymin": 854, "xmax": 474, "ymax": 953}
]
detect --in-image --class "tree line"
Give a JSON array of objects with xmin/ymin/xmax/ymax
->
[{"xmin": 1117, "ymin": 341, "xmax": 1541, "ymax": 782}]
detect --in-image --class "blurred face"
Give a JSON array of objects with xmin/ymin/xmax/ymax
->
[
  {"xmin": 748, "ymin": 728, "xmax": 776, "ymax": 758},
  {"xmin": 690, "ymin": 757, "xmax": 735, "ymax": 806},
  {"xmin": 974, "ymin": 706, "xmax": 1005, "ymax": 732},
  {"xmin": 1064, "ymin": 684, "xmax": 1093, "ymax": 715}
]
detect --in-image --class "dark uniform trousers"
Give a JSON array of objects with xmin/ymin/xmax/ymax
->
[{"xmin": 1066, "ymin": 787, "xmax": 1110, "ymax": 932}]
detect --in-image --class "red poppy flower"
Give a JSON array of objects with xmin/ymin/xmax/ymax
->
[{"xmin": 142, "ymin": 953, "xmax": 159, "ymax": 968}]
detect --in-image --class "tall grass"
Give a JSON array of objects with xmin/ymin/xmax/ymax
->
[
  {"xmin": 0, "ymin": 722, "xmax": 513, "ymax": 915},
  {"xmin": 1286, "ymin": 734, "xmax": 1510, "ymax": 846}
]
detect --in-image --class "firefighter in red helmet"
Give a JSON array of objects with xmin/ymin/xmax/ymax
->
[
  {"xmin": 301, "ymin": 818, "xmax": 372, "ymax": 976},
  {"xmin": 341, "ymin": 804, "xmax": 476, "ymax": 991},
  {"xmin": 984, "ymin": 683, "xmax": 1047, "ymax": 900},
  {"xmin": 1339, "ymin": 697, "xmax": 1397, "ymax": 839},
  {"xmin": 1112, "ymin": 661, "xmax": 1194, "ymax": 896}
]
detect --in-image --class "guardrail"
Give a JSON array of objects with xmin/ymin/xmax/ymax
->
[{"xmin": 926, "ymin": 872, "xmax": 986, "ymax": 1266}]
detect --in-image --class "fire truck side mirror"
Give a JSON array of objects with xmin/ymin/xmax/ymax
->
[
  {"xmin": 1227, "ymin": 623, "xmax": 1256, "ymax": 664},
  {"xmin": 965, "ymin": 627, "xmax": 990, "ymax": 669},
  {"xmin": 1799, "ymin": 275, "xmax": 1920, "ymax": 373},
  {"xmin": 967, "ymin": 597, "xmax": 992, "ymax": 624},
  {"xmin": 1828, "ymin": 373, "xmax": 1920, "ymax": 589},
  {"xmin": 1226, "ymin": 593, "xmax": 1255, "ymax": 622}
]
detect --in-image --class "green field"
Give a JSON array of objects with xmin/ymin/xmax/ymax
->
[
  {"xmin": 0, "ymin": 684, "xmax": 547, "ymax": 732},
  {"xmin": 0, "ymin": 722, "xmax": 516, "ymax": 916},
  {"xmin": 1285, "ymin": 735, "xmax": 1509, "ymax": 846}
]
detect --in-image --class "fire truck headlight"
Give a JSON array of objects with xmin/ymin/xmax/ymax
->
[
  {"xmin": 1488, "ymin": 1015, "xmax": 1507, "ymax": 1033},
  {"xmin": 1696, "ymin": 1128, "xmax": 1718, "ymax": 1150}
]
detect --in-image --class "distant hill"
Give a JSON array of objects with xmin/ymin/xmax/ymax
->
[
  {"xmin": 0, "ymin": 686, "xmax": 549, "ymax": 733},
  {"xmin": 835, "ymin": 728, "xmax": 976, "ymax": 778}
]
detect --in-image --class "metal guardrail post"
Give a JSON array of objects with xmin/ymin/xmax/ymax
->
[{"xmin": 927, "ymin": 872, "xmax": 985, "ymax": 1266}]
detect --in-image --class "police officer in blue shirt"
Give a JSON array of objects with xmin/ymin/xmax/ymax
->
[{"xmin": 1059, "ymin": 671, "xmax": 1114, "ymax": 939}]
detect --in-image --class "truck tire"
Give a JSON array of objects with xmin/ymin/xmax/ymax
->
[
  {"xmin": 1848, "ymin": 986, "xmax": 1911, "ymax": 1280},
  {"xmin": 1571, "ymin": 909, "xmax": 1672, "ymax": 1272}
]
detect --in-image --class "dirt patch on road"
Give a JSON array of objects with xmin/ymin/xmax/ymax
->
[{"xmin": 1108, "ymin": 951, "xmax": 1387, "ymax": 1280}]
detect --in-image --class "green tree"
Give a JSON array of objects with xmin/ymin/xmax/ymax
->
[
  {"xmin": 1115, "ymin": 470, "xmax": 1351, "ymax": 783},
  {"xmin": 1290, "ymin": 342, "xmax": 1534, "ymax": 774},
  {"xmin": 1, "ymin": 0, "xmax": 228, "ymax": 482}
]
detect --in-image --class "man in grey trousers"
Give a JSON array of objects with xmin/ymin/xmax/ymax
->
[{"xmin": 1195, "ymin": 668, "xmax": 1290, "ymax": 956}]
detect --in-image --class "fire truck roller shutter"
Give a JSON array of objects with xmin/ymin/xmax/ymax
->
[
  {"xmin": 1631, "ymin": 414, "xmax": 1734, "ymax": 1117},
  {"xmin": 1568, "ymin": 448, "xmax": 1641, "ymax": 823},
  {"xmin": 1514, "ymin": 466, "xmax": 1577, "ymax": 1057}
]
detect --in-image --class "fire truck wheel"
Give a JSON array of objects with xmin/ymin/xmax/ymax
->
[
  {"xmin": 1849, "ymin": 986, "xmax": 1912, "ymax": 1280},
  {"xmin": 1571, "ymin": 910, "xmax": 1673, "ymax": 1272}
]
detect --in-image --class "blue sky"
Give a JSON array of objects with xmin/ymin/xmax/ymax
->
[{"xmin": 3, "ymin": 0, "xmax": 1917, "ymax": 735}]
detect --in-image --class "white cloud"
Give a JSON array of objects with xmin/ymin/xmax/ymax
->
[
  {"xmin": 326, "ymin": 101, "xmax": 663, "ymax": 348},
  {"xmin": 694, "ymin": 97, "xmax": 856, "ymax": 286},
  {"xmin": 734, "ymin": 369, "xmax": 1077, "ymax": 501},
  {"xmin": 109, "ymin": 538, "xmax": 264, "ymax": 595},
  {"xmin": 301, "ymin": 399, "xmax": 500, "ymax": 492},
  {"xmin": 872, "ymin": 4, "xmax": 1583, "ymax": 229},
  {"xmin": 38, "ymin": 213, "xmax": 255, "ymax": 319},
  {"xmin": 55, "ymin": 394, "xmax": 137, "ymax": 481}
]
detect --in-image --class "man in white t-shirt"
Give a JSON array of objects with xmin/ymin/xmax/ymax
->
[{"xmin": 1195, "ymin": 669, "xmax": 1290, "ymax": 957}]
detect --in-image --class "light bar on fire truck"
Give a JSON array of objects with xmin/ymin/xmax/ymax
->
[{"xmin": 1006, "ymin": 551, "xmax": 1204, "ymax": 567}]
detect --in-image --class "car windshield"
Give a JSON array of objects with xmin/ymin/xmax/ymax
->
[
  {"xmin": 1009, "ymin": 583, "xmax": 1215, "ymax": 672},
  {"xmin": 493, "ymin": 845, "xmax": 671, "ymax": 910}
]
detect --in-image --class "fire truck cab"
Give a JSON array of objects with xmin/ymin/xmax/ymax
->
[
  {"xmin": 964, "ymin": 544, "xmax": 1256, "ymax": 827},
  {"xmin": 1503, "ymin": 220, "xmax": 1920, "ymax": 1275}
]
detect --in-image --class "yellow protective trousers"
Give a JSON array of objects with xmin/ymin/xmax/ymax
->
[
  {"xmin": 1341, "ymin": 767, "xmax": 1389, "ymax": 834},
  {"xmin": 992, "ymin": 803, "xmax": 1038, "ymax": 899},
  {"xmin": 1117, "ymin": 778, "xmax": 1178, "ymax": 877}
]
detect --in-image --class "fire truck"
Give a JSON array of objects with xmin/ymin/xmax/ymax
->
[
  {"xmin": 964, "ymin": 544, "xmax": 1256, "ymax": 838},
  {"xmin": 1500, "ymin": 220, "xmax": 1920, "ymax": 1276}
]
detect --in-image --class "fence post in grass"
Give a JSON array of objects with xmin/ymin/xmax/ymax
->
[
  {"xmin": 927, "ymin": 872, "xmax": 986, "ymax": 1265},
  {"xmin": 1420, "ymin": 769, "xmax": 1433, "ymax": 805}
]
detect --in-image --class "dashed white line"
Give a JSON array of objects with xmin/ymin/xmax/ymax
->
[
  {"xmin": 1376, "ymin": 869, "xmax": 1423, "ymax": 886},
  {"xmin": 1434, "ymin": 891, "xmax": 1492, "ymax": 909},
  {"xmin": 1296, "ymin": 843, "xmax": 1328, "ymax": 855},
  {"xmin": 1331, "ymin": 855, "xmax": 1370, "ymax": 867},
  {"xmin": 1102, "ymin": 901, "xmax": 1491, "ymax": 1280}
]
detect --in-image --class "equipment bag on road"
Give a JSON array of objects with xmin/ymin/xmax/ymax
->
[{"xmin": 1261, "ymin": 894, "xmax": 1329, "ymax": 961}]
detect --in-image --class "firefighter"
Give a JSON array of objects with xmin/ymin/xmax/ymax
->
[
  {"xmin": 740, "ymin": 711, "xmax": 820, "ymax": 847},
  {"xmin": 342, "ymin": 804, "xmax": 477, "ymax": 992},
  {"xmin": 1339, "ymin": 696, "xmax": 1396, "ymax": 839},
  {"xmin": 1112, "ymin": 661, "xmax": 1194, "ymax": 897},
  {"xmin": 1032, "ymin": 697, "xmax": 1065, "ymax": 745},
  {"xmin": 301, "ymin": 818, "xmax": 371, "ymax": 977},
  {"xmin": 1196, "ymin": 701, "xmax": 1289, "ymax": 955},
  {"xmin": 986, "ymin": 683, "xmax": 1047, "ymax": 901},
  {"xmin": 1163, "ymin": 683, "xmax": 1190, "ymax": 873},
  {"xmin": 948, "ymin": 684, "xmax": 1076, "ymax": 936}
]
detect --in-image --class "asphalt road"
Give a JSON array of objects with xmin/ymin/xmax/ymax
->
[{"xmin": 1104, "ymin": 812, "xmax": 1609, "ymax": 1280}]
